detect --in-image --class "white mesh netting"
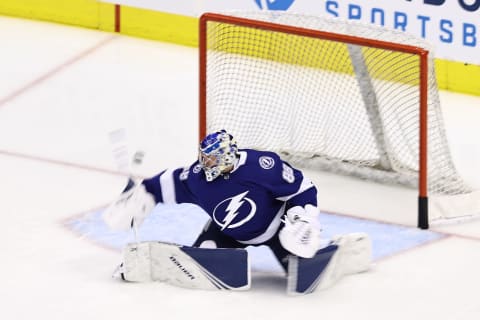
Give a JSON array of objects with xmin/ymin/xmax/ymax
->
[{"xmin": 203, "ymin": 11, "xmax": 472, "ymax": 198}]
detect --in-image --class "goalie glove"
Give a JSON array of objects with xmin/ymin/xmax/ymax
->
[
  {"xmin": 279, "ymin": 204, "xmax": 325, "ymax": 258},
  {"xmin": 103, "ymin": 179, "xmax": 156, "ymax": 231}
]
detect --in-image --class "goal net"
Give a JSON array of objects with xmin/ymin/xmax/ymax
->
[{"xmin": 199, "ymin": 12, "xmax": 479, "ymax": 227}]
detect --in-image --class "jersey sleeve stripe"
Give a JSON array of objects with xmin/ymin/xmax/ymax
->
[
  {"xmin": 275, "ymin": 177, "xmax": 314, "ymax": 202},
  {"xmin": 159, "ymin": 169, "xmax": 177, "ymax": 204}
]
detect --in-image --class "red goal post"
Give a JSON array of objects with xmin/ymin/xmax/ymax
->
[{"xmin": 197, "ymin": 12, "xmax": 458, "ymax": 229}]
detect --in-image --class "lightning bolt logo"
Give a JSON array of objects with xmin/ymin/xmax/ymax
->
[
  {"xmin": 222, "ymin": 191, "xmax": 248, "ymax": 231},
  {"xmin": 213, "ymin": 191, "xmax": 257, "ymax": 230}
]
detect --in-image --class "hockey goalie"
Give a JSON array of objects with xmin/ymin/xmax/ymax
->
[{"xmin": 103, "ymin": 130, "xmax": 372, "ymax": 295}]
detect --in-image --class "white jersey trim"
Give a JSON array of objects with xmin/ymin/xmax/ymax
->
[
  {"xmin": 159, "ymin": 169, "xmax": 177, "ymax": 204},
  {"xmin": 276, "ymin": 177, "xmax": 314, "ymax": 202},
  {"xmin": 231, "ymin": 151, "xmax": 247, "ymax": 173},
  {"xmin": 237, "ymin": 202, "xmax": 286, "ymax": 245}
]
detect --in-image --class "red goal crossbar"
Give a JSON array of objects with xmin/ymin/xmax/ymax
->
[{"xmin": 198, "ymin": 13, "xmax": 430, "ymax": 229}]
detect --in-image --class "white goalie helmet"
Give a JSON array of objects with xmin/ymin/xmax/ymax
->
[{"xmin": 199, "ymin": 129, "xmax": 238, "ymax": 182}]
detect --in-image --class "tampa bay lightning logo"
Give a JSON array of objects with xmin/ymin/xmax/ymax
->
[
  {"xmin": 212, "ymin": 191, "xmax": 257, "ymax": 230},
  {"xmin": 259, "ymin": 156, "xmax": 275, "ymax": 169},
  {"xmin": 254, "ymin": 0, "xmax": 295, "ymax": 11}
]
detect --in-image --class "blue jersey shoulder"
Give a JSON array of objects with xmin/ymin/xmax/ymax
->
[
  {"xmin": 242, "ymin": 149, "xmax": 281, "ymax": 167},
  {"xmin": 235, "ymin": 149, "xmax": 299, "ymax": 185}
]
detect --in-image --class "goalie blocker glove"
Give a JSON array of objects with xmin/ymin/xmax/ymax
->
[
  {"xmin": 279, "ymin": 204, "xmax": 326, "ymax": 258},
  {"xmin": 103, "ymin": 178, "xmax": 156, "ymax": 231}
]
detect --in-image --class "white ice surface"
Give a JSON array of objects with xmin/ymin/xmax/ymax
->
[{"xmin": 0, "ymin": 16, "xmax": 480, "ymax": 320}]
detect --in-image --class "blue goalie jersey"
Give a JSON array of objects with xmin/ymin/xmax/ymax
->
[{"xmin": 142, "ymin": 149, "xmax": 317, "ymax": 245}]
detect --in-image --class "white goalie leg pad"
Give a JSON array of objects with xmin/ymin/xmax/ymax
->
[
  {"xmin": 286, "ymin": 232, "xmax": 372, "ymax": 295},
  {"xmin": 316, "ymin": 232, "xmax": 372, "ymax": 290},
  {"xmin": 287, "ymin": 244, "xmax": 338, "ymax": 295},
  {"xmin": 120, "ymin": 242, "xmax": 153, "ymax": 282},
  {"xmin": 120, "ymin": 241, "xmax": 251, "ymax": 291}
]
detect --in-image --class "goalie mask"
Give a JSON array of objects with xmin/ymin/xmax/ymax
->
[{"xmin": 199, "ymin": 130, "xmax": 238, "ymax": 182}]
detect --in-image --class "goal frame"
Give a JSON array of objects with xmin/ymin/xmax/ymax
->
[{"xmin": 198, "ymin": 12, "xmax": 430, "ymax": 229}]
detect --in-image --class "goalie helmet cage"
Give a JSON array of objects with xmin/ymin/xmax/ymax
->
[{"xmin": 198, "ymin": 12, "xmax": 478, "ymax": 229}]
